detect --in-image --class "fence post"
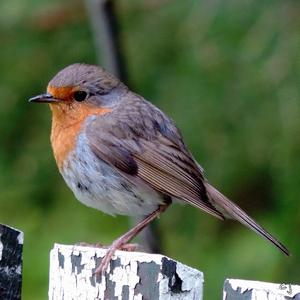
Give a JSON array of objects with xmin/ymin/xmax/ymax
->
[
  {"xmin": 223, "ymin": 278, "xmax": 300, "ymax": 299},
  {"xmin": 49, "ymin": 243, "xmax": 204, "ymax": 299},
  {"xmin": 0, "ymin": 224, "xmax": 23, "ymax": 300}
]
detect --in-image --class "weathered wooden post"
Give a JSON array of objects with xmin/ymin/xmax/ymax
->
[
  {"xmin": 49, "ymin": 244, "xmax": 204, "ymax": 299},
  {"xmin": 0, "ymin": 224, "xmax": 23, "ymax": 300},
  {"xmin": 223, "ymin": 279, "xmax": 300, "ymax": 300}
]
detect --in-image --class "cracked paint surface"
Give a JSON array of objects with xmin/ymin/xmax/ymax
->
[
  {"xmin": 49, "ymin": 244, "xmax": 203, "ymax": 300},
  {"xmin": 0, "ymin": 224, "xmax": 23, "ymax": 300},
  {"xmin": 223, "ymin": 279, "xmax": 300, "ymax": 300}
]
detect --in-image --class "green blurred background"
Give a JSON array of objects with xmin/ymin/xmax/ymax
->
[{"xmin": 0, "ymin": 0, "xmax": 299, "ymax": 299}]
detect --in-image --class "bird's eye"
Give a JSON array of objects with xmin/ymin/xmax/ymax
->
[{"xmin": 73, "ymin": 91, "xmax": 88, "ymax": 102}]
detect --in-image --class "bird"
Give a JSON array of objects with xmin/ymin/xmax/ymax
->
[{"xmin": 29, "ymin": 63, "xmax": 289, "ymax": 273}]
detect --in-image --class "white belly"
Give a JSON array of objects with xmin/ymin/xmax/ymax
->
[{"xmin": 60, "ymin": 133, "xmax": 163, "ymax": 216}]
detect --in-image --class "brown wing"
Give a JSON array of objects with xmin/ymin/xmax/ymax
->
[
  {"xmin": 86, "ymin": 106, "xmax": 224, "ymax": 220},
  {"xmin": 132, "ymin": 136, "xmax": 224, "ymax": 219},
  {"xmin": 86, "ymin": 95, "xmax": 289, "ymax": 256}
]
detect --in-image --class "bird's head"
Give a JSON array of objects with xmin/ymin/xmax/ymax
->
[{"xmin": 29, "ymin": 63, "xmax": 127, "ymax": 114}]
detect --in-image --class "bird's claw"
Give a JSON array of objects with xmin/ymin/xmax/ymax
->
[{"xmin": 92, "ymin": 243, "xmax": 141, "ymax": 276}]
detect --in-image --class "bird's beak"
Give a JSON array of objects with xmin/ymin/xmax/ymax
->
[{"xmin": 29, "ymin": 93, "xmax": 60, "ymax": 103}]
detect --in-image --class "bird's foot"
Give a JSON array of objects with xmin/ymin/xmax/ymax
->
[
  {"xmin": 93, "ymin": 236, "xmax": 130, "ymax": 276},
  {"xmin": 75, "ymin": 242, "xmax": 105, "ymax": 248},
  {"xmin": 93, "ymin": 204, "xmax": 170, "ymax": 276},
  {"xmin": 75, "ymin": 241, "xmax": 140, "ymax": 251},
  {"xmin": 120, "ymin": 243, "xmax": 140, "ymax": 252}
]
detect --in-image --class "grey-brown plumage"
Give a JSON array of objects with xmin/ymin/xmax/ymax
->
[
  {"xmin": 85, "ymin": 84, "xmax": 289, "ymax": 256},
  {"xmin": 30, "ymin": 63, "xmax": 289, "ymax": 273},
  {"xmin": 87, "ymin": 93, "xmax": 224, "ymax": 219}
]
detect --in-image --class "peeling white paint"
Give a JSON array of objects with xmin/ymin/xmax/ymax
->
[
  {"xmin": 223, "ymin": 279, "xmax": 300, "ymax": 300},
  {"xmin": 16, "ymin": 265, "xmax": 22, "ymax": 275},
  {"xmin": 0, "ymin": 225, "xmax": 23, "ymax": 262},
  {"xmin": 0, "ymin": 224, "xmax": 23, "ymax": 299},
  {"xmin": 17, "ymin": 232, "xmax": 24, "ymax": 244},
  {"xmin": 49, "ymin": 244, "xmax": 204, "ymax": 300}
]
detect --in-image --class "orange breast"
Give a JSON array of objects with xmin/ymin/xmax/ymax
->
[{"xmin": 50, "ymin": 103, "xmax": 112, "ymax": 169}]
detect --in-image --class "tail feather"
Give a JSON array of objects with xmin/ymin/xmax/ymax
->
[{"xmin": 204, "ymin": 182, "xmax": 290, "ymax": 256}]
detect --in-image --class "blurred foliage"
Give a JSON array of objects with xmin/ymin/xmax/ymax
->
[{"xmin": 0, "ymin": 0, "xmax": 299, "ymax": 299}]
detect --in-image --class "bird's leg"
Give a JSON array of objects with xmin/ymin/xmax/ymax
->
[{"xmin": 94, "ymin": 203, "xmax": 170, "ymax": 275}]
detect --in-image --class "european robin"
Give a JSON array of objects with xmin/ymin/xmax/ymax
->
[{"xmin": 29, "ymin": 63, "xmax": 289, "ymax": 273}]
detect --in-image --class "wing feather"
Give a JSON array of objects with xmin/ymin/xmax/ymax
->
[
  {"xmin": 84, "ymin": 96, "xmax": 289, "ymax": 256},
  {"xmin": 87, "ymin": 118, "xmax": 224, "ymax": 220}
]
